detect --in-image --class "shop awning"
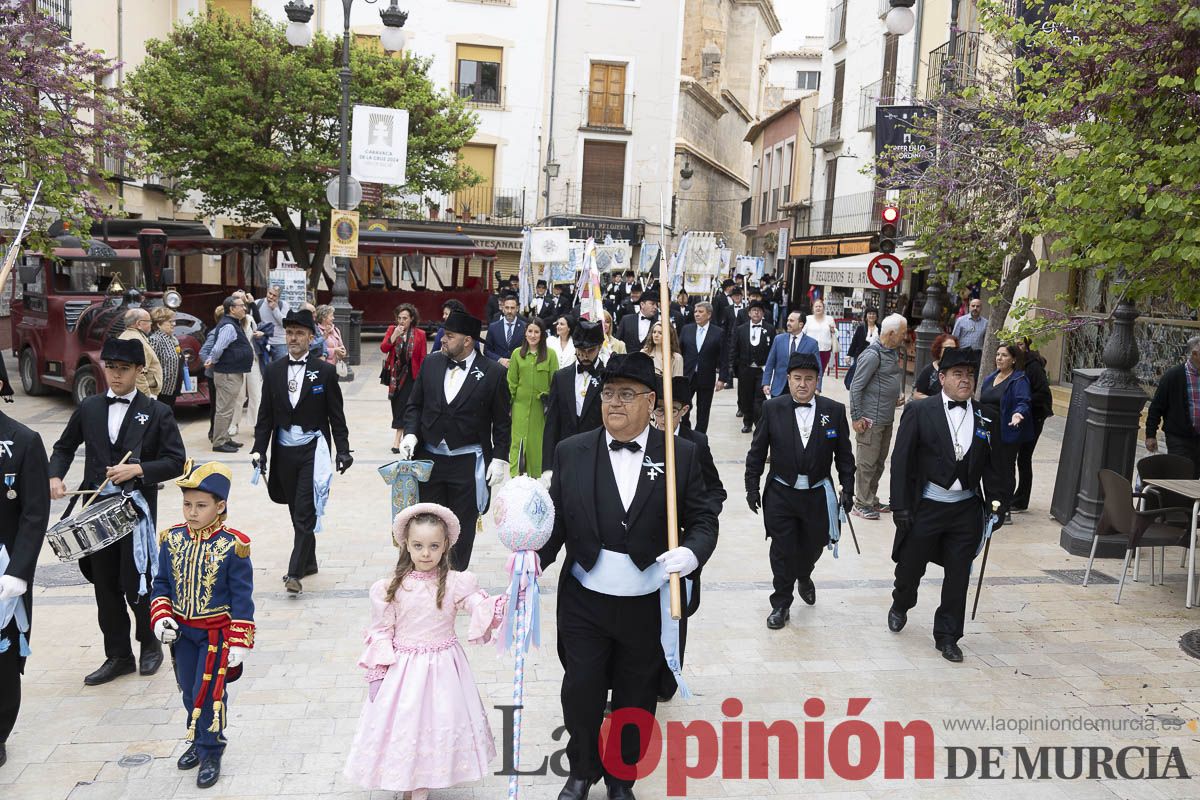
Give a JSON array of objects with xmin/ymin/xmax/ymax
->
[{"xmin": 808, "ymin": 246, "xmax": 924, "ymax": 290}]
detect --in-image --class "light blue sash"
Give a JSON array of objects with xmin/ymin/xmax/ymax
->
[
  {"xmin": 277, "ymin": 426, "xmax": 333, "ymax": 532},
  {"xmin": 922, "ymin": 482, "xmax": 977, "ymax": 504},
  {"xmin": 424, "ymin": 442, "xmax": 488, "ymax": 514},
  {"xmin": 571, "ymin": 550, "xmax": 694, "ymax": 699},
  {"xmin": 772, "ymin": 475, "xmax": 845, "ymax": 558},
  {"xmin": 0, "ymin": 545, "xmax": 30, "ymax": 656},
  {"xmin": 98, "ymin": 484, "xmax": 157, "ymax": 595}
]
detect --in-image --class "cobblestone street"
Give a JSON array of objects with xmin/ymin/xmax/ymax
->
[{"xmin": 2, "ymin": 349, "xmax": 1199, "ymax": 799}]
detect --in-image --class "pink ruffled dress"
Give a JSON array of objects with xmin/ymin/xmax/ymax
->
[{"xmin": 344, "ymin": 570, "xmax": 507, "ymax": 792}]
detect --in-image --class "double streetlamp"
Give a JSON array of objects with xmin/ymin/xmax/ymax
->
[{"xmin": 283, "ymin": 0, "xmax": 408, "ymax": 378}]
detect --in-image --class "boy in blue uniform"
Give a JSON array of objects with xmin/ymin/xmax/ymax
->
[{"xmin": 150, "ymin": 461, "xmax": 254, "ymax": 789}]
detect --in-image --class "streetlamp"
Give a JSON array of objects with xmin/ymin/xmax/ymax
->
[
  {"xmin": 884, "ymin": 0, "xmax": 917, "ymax": 36},
  {"xmin": 284, "ymin": 0, "xmax": 409, "ymax": 380}
]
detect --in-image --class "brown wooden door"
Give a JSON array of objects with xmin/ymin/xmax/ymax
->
[
  {"xmin": 581, "ymin": 140, "xmax": 626, "ymax": 216},
  {"xmin": 589, "ymin": 63, "xmax": 626, "ymax": 128}
]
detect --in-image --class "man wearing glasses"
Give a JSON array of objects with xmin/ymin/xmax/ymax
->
[{"xmin": 539, "ymin": 352, "xmax": 719, "ymax": 800}]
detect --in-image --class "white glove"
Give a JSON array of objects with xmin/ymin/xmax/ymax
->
[
  {"xmin": 398, "ymin": 434, "xmax": 418, "ymax": 461},
  {"xmin": 539, "ymin": 470, "xmax": 553, "ymax": 489},
  {"xmin": 656, "ymin": 546, "xmax": 699, "ymax": 578},
  {"xmin": 486, "ymin": 459, "xmax": 510, "ymax": 487},
  {"xmin": 153, "ymin": 617, "xmax": 178, "ymax": 644},
  {"xmin": 227, "ymin": 646, "xmax": 249, "ymax": 668},
  {"xmin": 0, "ymin": 575, "xmax": 27, "ymax": 600}
]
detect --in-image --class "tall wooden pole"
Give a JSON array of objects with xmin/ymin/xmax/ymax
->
[{"xmin": 658, "ymin": 252, "xmax": 682, "ymax": 620}]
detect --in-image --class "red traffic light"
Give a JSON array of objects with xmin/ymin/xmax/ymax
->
[{"xmin": 881, "ymin": 205, "xmax": 900, "ymax": 224}]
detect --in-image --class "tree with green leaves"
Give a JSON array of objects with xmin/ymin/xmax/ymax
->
[
  {"xmin": 128, "ymin": 10, "xmax": 478, "ymax": 285},
  {"xmin": 0, "ymin": 1, "xmax": 141, "ymax": 254}
]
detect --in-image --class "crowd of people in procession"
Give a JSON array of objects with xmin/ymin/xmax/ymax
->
[{"xmin": 7, "ymin": 265, "xmax": 1199, "ymax": 800}]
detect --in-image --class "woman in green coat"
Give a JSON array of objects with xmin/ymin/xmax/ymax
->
[{"xmin": 507, "ymin": 317, "xmax": 558, "ymax": 477}]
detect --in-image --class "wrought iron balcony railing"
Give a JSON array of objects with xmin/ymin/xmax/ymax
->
[
  {"xmin": 37, "ymin": 0, "xmax": 71, "ymax": 35},
  {"xmin": 927, "ymin": 32, "xmax": 982, "ymax": 99},
  {"xmin": 813, "ymin": 100, "xmax": 844, "ymax": 149}
]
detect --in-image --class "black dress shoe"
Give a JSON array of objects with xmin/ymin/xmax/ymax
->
[
  {"xmin": 798, "ymin": 578, "xmax": 816, "ymax": 606},
  {"xmin": 741, "ymin": 424, "xmax": 752, "ymax": 433},
  {"xmin": 736, "ymin": 409, "xmax": 744, "ymax": 418},
  {"xmin": 607, "ymin": 784, "xmax": 637, "ymax": 800},
  {"xmin": 766, "ymin": 607, "xmax": 789, "ymax": 629},
  {"xmin": 196, "ymin": 755, "xmax": 221, "ymax": 788},
  {"xmin": 887, "ymin": 607, "xmax": 907, "ymax": 633},
  {"xmin": 938, "ymin": 642, "xmax": 964, "ymax": 663},
  {"xmin": 140, "ymin": 642, "xmax": 164, "ymax": 676},
  {"xmin": 84, "ymin": 656, "xmax": 136, "ymax": 686},
  {"xmin": 212, "ymin": 443, "xmax": 238, "ymax": 453},
  {"xmin": 557, "ymin": 775, "xmax": 594, "ymax": 800},
  {"xmin": 177, "ymin": 745, "xmax": 199, "ymax": 770}
]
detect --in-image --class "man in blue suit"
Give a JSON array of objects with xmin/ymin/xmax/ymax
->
[
  {"xmin": 484, "ymin": 293, "xmax": 526, "ymax": 366},
  {"xmin": 680, "ymin": 301, "xmax": 731, "ymax": 433},
  {"xmin": 762, "ymin": 310, "xmax": 820, "ymax": 397}
]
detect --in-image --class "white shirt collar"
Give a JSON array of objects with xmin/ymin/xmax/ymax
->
[{"xmin": 605, "ymin": 424, "xmax": 651, "ymax": 451}]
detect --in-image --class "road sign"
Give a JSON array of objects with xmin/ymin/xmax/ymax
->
[
  {"xmin": 867, "ymin": 253, "xmax": 904, "ymax": 290},
  {"xmin": 326, "ymin": 175, "xmax": 363, "ymax": 210}
]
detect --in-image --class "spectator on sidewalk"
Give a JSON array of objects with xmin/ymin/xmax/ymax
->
[
  {"xmin": 1146, "ymin": 335, "xmax": 1200, "ymax": 478},
  {"xmin": 256, "ymin": 285, "xmax": 290, "ymax": 362},
  {"xmin": 147, "ymin": 307, "xmax": 183, "ymax": 410},
  {"xmin": 951, "ymin": 298, "xmax": 988, "ymax": 352},
  {"xmin": 117, "ymin": 308, "xmax": 162, "ymax": 399},
  {"xmin": 1013, "ymin": 339, "xmax": 1054, "ymax": 511},
  {"xmin": 204, "ymin": 295, "xmax": 252, "ymax": 453},
  {"xmin": 849, "ymin": 313, "xmax": 908, "ymax": 519}
]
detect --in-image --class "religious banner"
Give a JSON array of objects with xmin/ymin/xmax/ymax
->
[
  {"xmin": 351, "ymin": 105, "xmax": 409, "ymax": 186},
  {"xmin": 529, "ymin": 227, "xmax": 571, "ymax": 264}
]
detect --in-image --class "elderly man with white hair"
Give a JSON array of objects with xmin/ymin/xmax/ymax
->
[
  {"xmin": 117, "ymin": 307, "xmax": 163, "ymax": 398},
  {"xmin": 848, "ymin": 312, "xmax": 908, "ymax": 520}
]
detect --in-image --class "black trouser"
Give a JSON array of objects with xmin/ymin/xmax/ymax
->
[
  {"xmin": 764, "ymin": 481, "xmax": 830, "ymax": 609},
  {"xmin": 420, "ymin": 450, "xmax": 482, "ymax": 569},
  {"xmin": 0, "ymin": 622, "xmax": 23, "ymax": 743},
  {"xmin": 892, "ymin": 497, "xmax": 982, "ymax": 646},
  {"xmin": 691, "ymin": 380, "xmax": 715, "ymax": 434},
  {"xmin": 737, "ymin": 366, "xmax": 765, "ymax": 425},
  {"xmin": 558, "ymin": 572, "xmax": 661, "ymax": 790},
  {"xmin": 1166, "ymin": 432, "xmax": 1200, "ymax": 479},
  {"xmin": 277, "ymin": 440, "xmax": 320, "ymax": 579},
  {"xmin": 83, "ymin": 542, "xmax": 154, "ymax": 659},
  {"xmin": 1013, "ymin": 418, "xmax": 1045, "ymax": 509}
]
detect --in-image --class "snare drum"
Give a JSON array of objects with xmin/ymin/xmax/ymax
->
[{"xmin": 46, "ymin": 495, "xmax": 140, "ymax": 562}]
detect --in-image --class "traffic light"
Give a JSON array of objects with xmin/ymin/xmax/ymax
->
[{"xmin": 879, "ymin": 205, "xmax": 900, "ymax": 254}]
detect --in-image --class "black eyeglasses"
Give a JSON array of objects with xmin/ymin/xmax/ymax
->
[{"xmin": 600, "ymin": 388, "xmax": 651, "ymax": 405}]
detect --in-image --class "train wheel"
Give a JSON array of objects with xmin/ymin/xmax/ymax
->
[
  {"xmin": 19, "ymin": 347, "xmax": 48, "ymax": 396},
  {"xmin": 72, "ymin": 364, "xmax": 98, "ymax": 405}
]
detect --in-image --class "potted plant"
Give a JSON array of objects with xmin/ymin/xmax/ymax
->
[{"xmin": 425, "ymin": 197, "xmax": 440, "ymax": 220}]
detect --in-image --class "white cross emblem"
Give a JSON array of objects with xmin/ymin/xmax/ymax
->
[
  {"xmin": 134, "ymin": 413, "xmax": 149, "ymax": 425},
  {"xmin": 642, "ymin": 457, "xmax": 665, "ymax": 481},
  {"xmin": 820, "ymin": 414, "xmax": 830, "ymax": 426},
  {"xmin": 306, "ymin": 370, "xmax": 319, "ymax": 382},
  {"xmin": 0, "ymin": 440, "xmax": 12, "ymax": 458},
  {"xmin": 471, "ymin": 368, "xmax": 485, "ymax": 381}
]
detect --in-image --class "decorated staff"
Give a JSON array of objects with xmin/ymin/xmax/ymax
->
[
  {"xmin": 887, "ymin": 348, "xmax": 1010, "ymax": 663},
  {"xmin": 0, "ymin": 354, "xmax": 50, "ymax": 769},
  {"xmin": 538, "ymin": 351, "xmax": 719, "ymax": 800},
  {"xmin": 744, "ymin": 352, "xmax": 855, "ymax": 630},
  {"xmin": 150, "ymin": 461, "xmax": 254, "ymax": 789},
  {"xmin": 491, "ymin": 476, "xmax": 556, "ymax": 800}
]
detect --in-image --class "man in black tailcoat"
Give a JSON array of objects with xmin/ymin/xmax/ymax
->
[
  {"xmin": 541, "ymin": 320, "xmax": 606, "ymax": 481},
  {"xmin": 888, "ymin": 347, "xmax": 1009, "ymax": 663},
  {"xmin": 0, "ymin": 355, "xmax": 50, "ymax": 767},
  {"xmin": 252, "ymin": 309, "xmax": 352, "ymax": 595},
  {"xmin": 400, "ymin": 310, "xmax": 511, "ymax": 569},
  {"xmin": 540, "ymin": 353, "xmax": 719, "ymax": 800},
  {"xmin": 48, "ymin": 338, "xmax": 186, "ymax": 685},
  {"xmin": 615, "ymin": 291, "xmax": 658, "ymax": 354},
  {"xmin": 730, "ymin": 300, "xmax": 776, "ymax": 433},
  {"xmin": 745, "ymin": 353, "xmax": 854, "ymax": 629}
]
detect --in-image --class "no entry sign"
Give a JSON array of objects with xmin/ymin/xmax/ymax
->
[{"xmin": 867, "ymin": 253, "xmax": 904, "ymax": 290}]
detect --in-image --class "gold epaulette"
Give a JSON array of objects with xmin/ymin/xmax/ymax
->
[
  {"xmin": 225, "ymin": 526, "xmax": 252, "ymax": 558},
  {"xmin": 158, "ymin": 522, "xmax": 186, "ymax": 546}
]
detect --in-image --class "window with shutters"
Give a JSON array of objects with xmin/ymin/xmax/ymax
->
[
  {"xmin": 456, "ymin": 44, "xmax": 503, "ymax": 105},
  {"xmin": 587, "ymin": 62, "xmax": 628, "ymax": 130},
  {"xmin": 796, "ymin": 71, "xmax": 820, "ymax": 91},
  {"xmin": 208, "ymin": 0, "xmax": 251, "ymax": 23},
  {"xmin": 580, "ymin": 140, "xmax": 626, "ymax": 217}
]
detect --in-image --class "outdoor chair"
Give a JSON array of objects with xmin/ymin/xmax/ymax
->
[{"xmin": 1093, "ymin": 469, "xmax": 1191, "ymax": 604}]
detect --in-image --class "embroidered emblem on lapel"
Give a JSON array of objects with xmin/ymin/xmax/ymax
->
[
  {"xmin": 306, "ymin": 370, "xmax": 319, "ymax": 382},
  {"xmin": 820, "ymin": 414, "xmax": 830, "ymax": 426},
  {"xmin": 134, "ymin": 413, "xmax": 149, "ymax": 425},
  {"xmin": 0, "ymin": 441, "xmax": 12, "ymax": 458},
  {"xmin": 642, "ymin": 457, "xmax": 665, "ymax": 481},
  {"xmin": 471, "ymin": 367, "xmax": 485, "ymax": 381}
]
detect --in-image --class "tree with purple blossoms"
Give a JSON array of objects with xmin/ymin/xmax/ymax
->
[{"xmin": 0, "ymin": 1, "xmax": 141, "ymax": 252}]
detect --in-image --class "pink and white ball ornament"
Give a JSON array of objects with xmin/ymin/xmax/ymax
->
[{"xmin": 492, "ymin": 476, "xmax": 555, "ymax": 552}]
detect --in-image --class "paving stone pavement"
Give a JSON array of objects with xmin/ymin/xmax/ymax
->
[{"xmin": 3, "ymin": 348, "xmax": 1199, "ymax": 799}]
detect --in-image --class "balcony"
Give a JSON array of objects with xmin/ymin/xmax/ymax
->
[
  {"xmin": 858, "ymin": 78, "xmax": 917, "ymax": 131},
  {"xmin": 143, "ymin": 172, "xmax": 175, "ymax": 191},
  {"xmin": 813, "ymin": 100, "xmax": 843, "ymax": 150},
  {"xmin": 562, "ymin": 181, "xmax": 643, "ymax": 219},
  {"xmin": 797, "ymin": 191, "xmax": 879, "ymax": 238},
  {"xmin": 401, "ymin": 186, "xmax": 527, "ymax": 227},
  {"xmin": 98, "ymin": 152, "xmax": 130, "ymax": 181},
  {"xmin": 37, "ymin": 0, "xmax": 71, "ymax": 35},
  {"xmin": 455, "ymin": 82, "xmax": 505, "ymax": 108},
  {"xmin": 580, "ymin": 90, "xmax": 634, "ymax": 133},
  {"xmin": 927, "ymin": 32, "xmax": 982, "ymax": 99},
  {"xmin": 827, "ymin": 2, "xmax": 848, "ymax": 47}
]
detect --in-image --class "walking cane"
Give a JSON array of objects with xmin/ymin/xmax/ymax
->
[
  {"xmin": 844, "ymin": 507, "xmax": 861, "ymax": 555},
  {"xmin": 970, "ymin": 501, "xmax": 1002, "ymax": 620}
]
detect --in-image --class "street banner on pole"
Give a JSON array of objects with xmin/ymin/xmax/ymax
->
[
  {"xmin": 875, "ymin": 105, "xmax": 936, "ymax": 185},
  {"xmin": 331, "ymin": 209, "xmax": 360, "ymax": 258},
  {"xmin": 351, "ymin": 105, "xmax": 409, "ymax": 186}
]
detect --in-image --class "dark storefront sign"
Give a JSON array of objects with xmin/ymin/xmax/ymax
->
[
  {"xmin": 546, "ymin": 215, "xmax": 645, "ymax": 243},
  {"xmin": 789, "ymin": 235, "xmax": 874, "ymax": 258}
]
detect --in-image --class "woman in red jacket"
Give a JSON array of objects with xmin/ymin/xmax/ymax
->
[{"xmin": 380, "ymin": 304, "xmax": 427, "ymax": 453}]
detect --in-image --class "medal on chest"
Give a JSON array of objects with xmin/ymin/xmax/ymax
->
[
  {"xmin": 4, "ymin": 473, "xmax": 15, "ymax": 500},
  {"xmin": 288, "ymin": 365, "xmax": 303, "ymax": 393}
]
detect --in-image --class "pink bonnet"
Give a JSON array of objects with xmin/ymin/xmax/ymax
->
[{"xmin": 392, "ymin": 502, "xmax": 461, "ymax": 548}]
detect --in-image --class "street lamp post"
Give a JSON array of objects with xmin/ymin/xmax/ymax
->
[{"xmin": 284, "ymin": 0, "xmax": 408, "ymax": 380}]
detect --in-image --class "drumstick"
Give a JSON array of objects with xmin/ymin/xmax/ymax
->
[{"xmin": 82, "ymin": 451, "xmax": 134, "ymax": 509}]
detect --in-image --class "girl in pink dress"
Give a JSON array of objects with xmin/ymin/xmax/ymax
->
[{"xmin": 344, "ymin": 503, "xmax": 506, "ymax": 798}]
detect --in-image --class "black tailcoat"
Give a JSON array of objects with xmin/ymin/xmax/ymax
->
[
  {"xmin": 541, "ymin": 362, "xmax": 604, "ymax": 469},
  {"xmin": 0, "ymin": 411, "xmax": 50, "ymax": 654},
  {"xmin": 745, "ymin": 394, "xmax": 855, "ymax": 505},
  {"xmin": 402, "ymin": 352, "xmax": 511, "ymax": 463}
]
